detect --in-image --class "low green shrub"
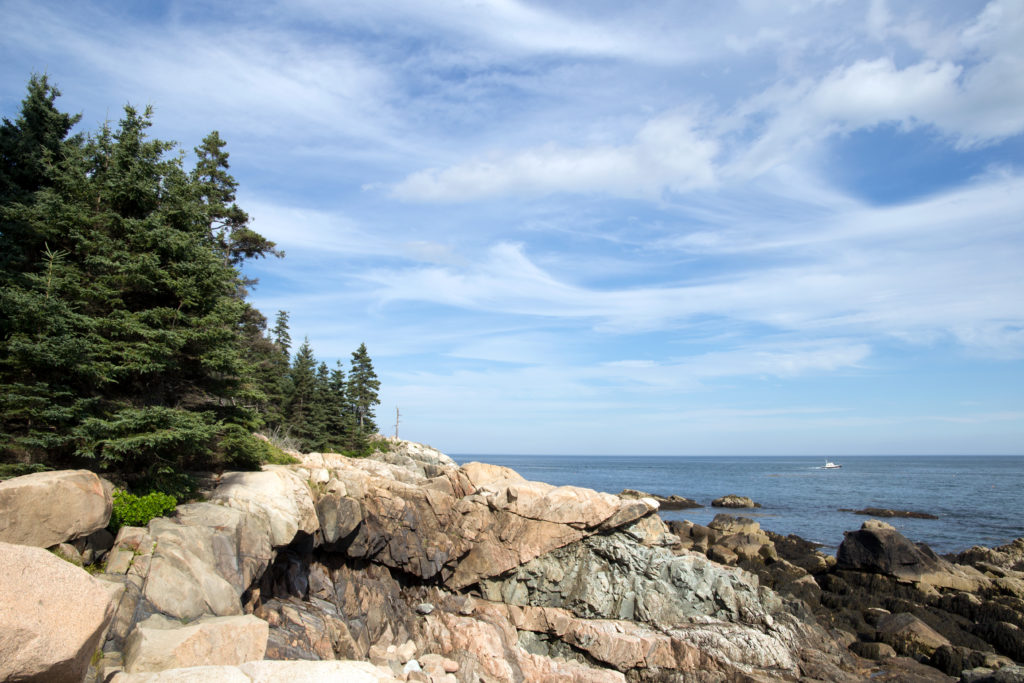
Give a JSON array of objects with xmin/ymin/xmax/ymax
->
[
  {"xmin": 262, "ymin": 440, "xmax": 300, "ymax": 465},
  {"xmin": 109, "ymin": 489, "xmax": 177, "ymax": 532},
  {"xmin": 217, "ymin": 424, "xmax": 267, "ymax": 471},
  {"xmin": 219, "ymin": 425, "xmax": 300, "ymax": 467},
  {"xmin": 134, "ymin": 466, "xmax": 196, "ymax": 502}
]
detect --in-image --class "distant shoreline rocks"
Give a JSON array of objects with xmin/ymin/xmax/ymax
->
[
  {"xmin": 618, "ymin": 488, "xmax": 702, "ymax": 510},
  {"xmin": 839, "ymin": 507, "xmax": 939, "ymax": 520},
  {"xmin": 712, "ymin": 494, "xmax": 762, "ymax": 509}
]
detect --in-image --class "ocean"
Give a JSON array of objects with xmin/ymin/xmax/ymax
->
[{"xmin": 451, "ymin": 454, "xmax": 1024, "ymax": 555}]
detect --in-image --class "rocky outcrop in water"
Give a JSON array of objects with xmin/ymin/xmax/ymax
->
[
  {"xmin": 711, "ymin": 493, "xmax": 761, "ymax": 508},
  {"xmin": 839, "ymin": 507, "xmax": 940, "ymax": 520},
  {"xmin": 618, "ymin": 488, "xmax": 701, "ymax": 509}
]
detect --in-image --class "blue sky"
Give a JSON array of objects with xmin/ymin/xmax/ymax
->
[{"xmin": 2, "ymin": 0, "xmax": 1022, "ymax": 455}]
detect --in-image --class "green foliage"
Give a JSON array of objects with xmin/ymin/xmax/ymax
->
[
  {"xmin": 262, "ymin": 440, "xmax": 300, "ymax": 465},
  {"xmin": 0, "ymin": 76, "xmax": 384, "ymax": 477},
  {"xmin": 74, "ymin": 407, "xmax": 219, "ymax": 472},
  {"xmin": 192, "ymin": 131, "xmax": 281, "ymax": 271},
  {"xmin": 341, "ymin": 437, "xmax": 391, "ymax": 459},
  {"xmin": 216, "ymin": 423, "xmax": 270, "ymax": 470},
  {"xmin": 0, "ymin": 462, "xmax": 52, "ymax": 480},
  {"xmin": 275, "ymin": 339, "xmax": 383, "ymax": 454},
  {"xmin": 0, "ymin": 77, "xmax": 280, "ymax": 479},
  {"xmin": 134, "ymin": 466, "xmax": 196, "ymax": 503},
  {"xmin": 109, "ymin": 489, "xmax": 177, "ymax": 533},
  {"xmin": 0, "ymin": 74, "xmax": 82, "ymax": 275},
  {"xmin": 348, "ymin": 342, "xmax": 381, "ymax": 435},
  {"xmin": 271, "ymin": 311, "xmax": 291, "ymax": 357},
  {"xmin": 323, "ymin": 360, "xmax": 355, "ymax": 448}
]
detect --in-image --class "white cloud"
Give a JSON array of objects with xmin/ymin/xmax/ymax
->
[
  {"xmin": 391, "ymin": 114, "xmax": 718, "ymax": 201},
  {"xmin": 807, "ymin": 58, "xmax": 961, "ymax": 129},
  {"xmin": 1, "ymin": 1, "xmax": 400, "ymax": 147},
  {"xmin": 6, "ymin": 0, "xmax": 1022, "ymax": 453},
  {"xmin": 734, "ymin": 2, "xmax": 1024, "ymax": 174},
  {"xmin": 369, "ymin": 170, "xmax": 1024, "ymax": 355},
  {"xmin": 287, "ymin": 0, "xmax": 726, "ymax": 65},
  {"xmin": 596, "ymin": 341, "xmax": 871, "ymax": 386}
]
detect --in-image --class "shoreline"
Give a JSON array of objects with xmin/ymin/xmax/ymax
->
[
  {"xmin": 459, "ymin": 452, "xmax": 1024, "ymax": 556},
  {"xmin": 2, "ymin": 440, "xmax": 1022, "ymax": 682}
]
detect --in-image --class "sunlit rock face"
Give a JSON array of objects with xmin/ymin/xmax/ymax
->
[{"xmin": 18, "ymin": 440, "xmax": 1022, "ymax": 681}]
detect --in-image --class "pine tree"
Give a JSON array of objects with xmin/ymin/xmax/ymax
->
[
  {"xmin": 0, "ymin": 74, "xmax": 82, "ymax": 286},
  {"xmin": 0, "ymin": 74, "xmax": 81, "ymax": 203},
  {"xmin": 309, "ymin": 362, "xmax": 331, "ymax": 451},
  {"xmin": 285, "ymin": 338, "xmax": 318, "ymax": 450},
  {"xmin": 347, "ymin": 343, "xmax": 381, "ymax": 436},
  {"xmin": 323, "ymin": 360, "xmax": 354, "ymax": 451},
  {"xmin": 0, "ymin": 78, "xmax": 277, "ymax": 479},
  {"xmin": 237, "ymin": 304, "xmax": 282, "ymax": 425},
  {"xmin": 238, "ymin": 308, "xmax": 292, "ymax": 433},
  {"xmin": 192, "ymin": 131, "xmax": 281, "ymax": 274},
  {"xmin": 271, "ymin": 310, "xmax": 291, "ymax": 358}
]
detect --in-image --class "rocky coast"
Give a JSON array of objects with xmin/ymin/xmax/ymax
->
[{"xmin": 1, "ymin": 440, "xmax": 1023, "ymax": 682}]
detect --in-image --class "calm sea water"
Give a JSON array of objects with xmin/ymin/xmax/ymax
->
[{"xmin": 452, "ymin": 454, "xmax": 1024, "ymax": 555}]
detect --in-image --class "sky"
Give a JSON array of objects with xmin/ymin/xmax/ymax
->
[{"xmin": 2, "ymin": 0, "xmax": 1023, "ymax": 455}]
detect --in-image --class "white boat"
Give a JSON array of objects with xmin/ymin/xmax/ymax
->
[{"xmin": 822, "ymin": 461, "xmax": 842, "ymax": 469}]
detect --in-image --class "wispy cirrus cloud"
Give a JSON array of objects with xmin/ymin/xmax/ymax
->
[
  {"xmin": 0, "ymin": 0, "xmax": 400, "ymax": 149},
  {"xmin": 4, "ymin": 0, "xmax": 1021, "ymax": 454},
  {"xmin": 386, "ymin": 0, "xmax": 1024, "ymax": 202},
  {"xmin": 368, "ymin": 167, "xmax": 1024, "ymax": 356}
]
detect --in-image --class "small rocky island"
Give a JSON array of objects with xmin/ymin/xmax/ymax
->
[
  {"xmin": 839, "ymin": 507, "xmax": 941, "ymax": 520},
  {"xmin": 619, "ymin": 488, "xmax": 702, "ymax": 510},
  {"xmin": 1, "ymin": 439, "xmax": 1022, "ymax": 682},
  {"xmin": 711, "ymin": 493, "xmax": 762, "ymax": 508}
]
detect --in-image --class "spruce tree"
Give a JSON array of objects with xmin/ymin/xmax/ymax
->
[
  {"xmin": 192, "ymin": 131, "xmax": 281, "ymax": 274},
  {"xmin": 271, "ymin": 310, "xmax": 292, "ymax": 358},
  {"xmin": 285, "ymin": 338, "xmax": 318, "ymax": 450},
  {"xmin": 0, "ymin": 74, "xmax": 81, "ymax": 209},
  {"xmin": 254, "ymin": 309, "xmax": 293, "ymax": 433},
  {"xmin": 0, "ymin": 78, "xmax": 277, "ymax": 480},
  {"xmin": 323, "ymin": 360, "xmax": 354, "ymax": 451},
  {"xmin": 309, "ymin": 362, "xmax": 331, "ymax": 451},
  {"xmin": 347, "ymin": 343, "xmax": 381, "ymax": 436}
]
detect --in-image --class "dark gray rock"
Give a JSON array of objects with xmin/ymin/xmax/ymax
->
[
  {"xmin": 839, "ymin": 507, "xmax": 939, "ymax": 520},
  {"xmin": 837, "ymin": 520, "xmax": 949, "ymax": 581},
  {"xmin": 618, "ymin": 488, "xmax": 701, "ymax": 509}
]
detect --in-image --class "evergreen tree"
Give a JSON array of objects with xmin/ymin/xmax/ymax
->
[
  {"xmin": 309, "ymin": 362, "xmax": 331, "ymax": 451},
  {"xmin": 323, "ymin": 360, "xmax": 354, "ymax": 450},
  {"xmin": 248, "ymin": 309, "xmax": 291, "ymax": 432},
  {"xmin": 0, "ymin": 79, "xmax": 276, "ymax": 479},
  {"xmin": 192, "ymin": 131, "xmax": 281, "ymax": 274},
  {"xmin": 0, "ymin": 74, "xmax": 80, "ymax": 202},
  {"xmin": 237, "ymin": 304, "xmax": 284, "ymax": 427},
  {"xmin": 285, "ymin": 338, "xmax": 318, "ymax": 450},
  {"xmin": 1, "ymin": 77, "xmax": 386, "ymax": 472},
  {"xmin": 271, "ymin": 310, "xmax": 291, "ymax": 358},
  {"xmin": 347, "ymin": 343, "xmax": 380, "ymax": 435},
  {"xmin": 0, "ymin": 74, "xmax": 81, "ymax": 282}
]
